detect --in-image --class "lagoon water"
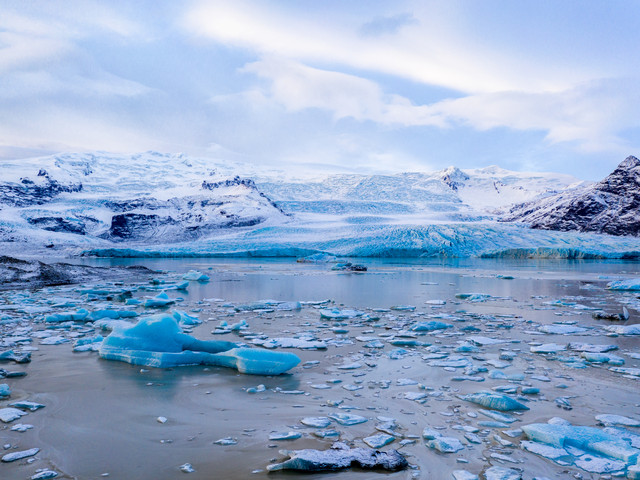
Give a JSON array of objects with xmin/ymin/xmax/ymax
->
[{"xmin": 2, "ymin": 258, "xmax": 640, "ymax": 479}]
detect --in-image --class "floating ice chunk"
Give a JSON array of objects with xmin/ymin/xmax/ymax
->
[
  {"xmin": 456, "ymin": 293, "xmax": 491, "ymax": 302},
  {"xmin": 301, "ymin": 417, "xmax": 332, "ymax": 428},
  {"xmin": 270, "ymin": 431, "xmax": 302, "ymax": 441},
  {"xmin": 489, "ymin": 370, "xmax": 524, "ymax": 381},
  {"xmin": 328, "ymin": 413, "xmax": 367, "ymax": 426},
  {"xmin": 581, "ymin": 352, "xmax": 624, "ymax": 365},
  {"xmin": 574, "ymin": 454, "xmax": 626, "ymax": 474},
  {"xmin": 0, "ymin": 349, "xmax": 31, "ymax": 363},
  {"xmin": 73, "ymin": 335, "xmax": 104, "ymax": 352},
  {"xmin": 182, "ymin": 270, "xmax": 209, "ymax": 282},
  {"xmin": 596, "ymin": 415, "xmax": 640, "ymax": 427},
  {"xmin": 180, "ymin": 463, "xmax": 195, "ymax": 473},
  {"xmin": 256, "ymin": 338, "xmax": 327, "ymax": 350},
  {"xmin": 427, "ymin": 436, "xmax": 464, "ymax": 453},
  {"xmin": 605, "ymin": 324, "xmax": 640, "ymax": 335},
  {"xmin": 40, "ymin": 336, "xmax": 69, "ymax": 345},
  {"xmin": 31, "ymin": 469, "xmax": 58, "ymax": 479},
  {"xmin": 390, "ymin": 305, "xmax": 416, "ymax": 311},
  {"xmin": 610, "ymin": 367, "xmax": 640, "ymax": 377},
  {"xmin": 422, "ymin": 428, "xmax": 441, "ymax": 440},
  {"xmin": 320, "ymin": 309, "xmax": 365, "ymax": 319},
  {"xmin": 11, "ymin": 423, "xmax": 33, "ymax": 432},
  {"xmin": 363, "ymin": 433, "xmax": 395, "ymax": 448},
  {"xmin": 483, "ymin": 466, "xmax": 522, "ymax": 480},
  {"xmin": 144, "ymin": 292, "xmax": 175, "ymax": 308},
  {"xmin": 172, "ymin": 310, "xmax": 201, "ymax": 326},
  {"xmin": 45, "ymin": 308, "xmax": 89, "ymax": 322},
  {"xmin": 522, "ymin": 422, "xmax": 639, "ymax": 463},
  {"xmin": 157, "ymin": 416, "xmax": 167, "ymax": 424},
  {"xmin": 453, "ymin": 470, "xmax": 479, "ymax": 480},
  {"xmin": 246, "ymin": 384, "xmax": 266, "ymax": 394},
  {"xmin": 538, "ymin": 324, "xmax": 587, "ymax": 334},
  {"xmin": 266, "ymin": 442, "xmax": 408, "ymax": 472},
  {"xmin": 89, "ymin": 310, "xmax": 138, "ymax": 321},
  {"xmin": 607, "ymin": 279, "xmax": 640, "ymax": 291},
  {"xmin": 459, "ymin": 391, "xmax": 529, "ymax": 411},
  {"xmin": 521, "ymin": 440, "xmax": 570, "ymax": 460},
  {"xmin": 313, "ymin": 429, "xmax": 340, "ymax": 438},
  {"xmin": 0, "ymin": 407, "xmax": 27, "ymax": 423},
  {"xmin": 0, "ymin": 383, "xmax": 10, "ymax": 398},
  {"xmin": 468, "ymin": 336, "xmax": 508, "ymax": 346},
  {"xmin": 2, "ymin": 447, "xmax": 39, "ymax": 462},
  {"xmin": 568, "ymin": 343, "xmax": 618, "ymax": 353},
  {"xmin": 213, "ymin": 437, "xmax": 237, "ymax": 445},
  {"xmin": 411, "ymin": 321, "xmax": 452, "ymax": 332},
  {"xmin": 10, "ymin": 401, "xmax": 44, "ymax": 411},
  {"xmin": 479, "ymin": 409, "xmax": 518, "ymax": 424},
  {"xmin": 337, "ymin": 362, "xmax": 362, "ymax": 370},
  {"xmin": 99, "ymin": 315, "xmax": 300, "ymax": 375},
  {"xmin": 530, "ymin": 343, "xmax": 566, "ymax": 354}
]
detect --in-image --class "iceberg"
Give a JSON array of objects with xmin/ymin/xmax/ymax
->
[
  {"xmin": 607, "ymin": 279, "xmax": 640, "ymax": 291},
  {"xmin": 98, "ymin": 314, "xmax": 300, "ymax": 375},
  {"xmin": 410, "ymin": 321, "xmax": 452, "ymax": 332},
  {"xmin": 266, "ymin": 442, "xmax": 408, "ymax": 472},
  {"xmin": 182, "ymin": 270, "xmax": 209, "ymax": 282},
  {"xmin": 144, "ymin": 292, "xmax": 175, "ymax": 308},
  {"xmin": 459, "ymin": 391, "xmax": 529, "ymax": 411}
]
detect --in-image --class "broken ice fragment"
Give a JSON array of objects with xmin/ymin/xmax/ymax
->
[
  {"xmin": 10, "ymin": 401, "xmax": 45, "ymax": 411},
  {"xmin": 266, "ymin": 442, "xmax": 408, "ymax": 472},
  {"xmin": 459, "ymin": 391, "xmax": 529, "ymax": 411},
  {"xmin": 411, "ymin": 321, "xmax": 452, "ymax": 332},
  {"xmin": 530, "ymin": 343, "xmax": 566, "ymax": 354},
  {"xmin": 0, "ymin": 383, "xmax": 10, "ymax": 398},
  {"xmin": 2, "ymin": 447, "xmax": 39, "ymax": 462},
  {"xmin": 301, "ymin": 417, "xmax": 331, "ymax": 428},
  {"xmin": 180, "ymin": 463, "xmax": 195, "ymax": 473},
  {"xmin": 605, "ymin": 324, "xmax": 640, "ymax": 335},
  {"xmin": 484, "ymin": 466, "xmax": 522, "ymax": 480},
  {"xmin": 0, "ymin": 407, "xmax": 27, "ymax": 423},
  {"xmin": 11, "ymin": 423, "xmax": 33, "ymax": 432},
  {"xmin": 45, "ymin": 308, "xmax": 89, "ymax": 322},
  {"xmin": 538, "ymin": 324, "xmax": 587, "ymax": 334},
  {"xmin": 182, "ymin": 270, "xmax": 209, "ymax": 282},
  {"xmin": 0, "ymin": 349, "xmax": 31, "ymax": 363},
  {"xmin": 319, "ymin": 309, "xmax": 364, "ymax": 319},
  {"xmin": 99, "ymin": 315, "xmax": 300, "ymax": 375},
  {"xmin": 363, "ymin": 433, "xmax": 395, "ymax": 448},
  {"xmin": 144, "ymin": 292, "xmax": 175, "ymax": 308},
  {"xmin": 213, "ymin": 437, "xmax": 237, "ymax": 445},
  {"xmin": 328, "ymin": 413, "xmax": 368, "ymax": 426},
  {"xmin": 453, "ymin": 470, "xmax": 479, "ymax": 480},
  {"xmin": 31, "ymin": 470, "xmax": 58, "ymax": 479},
  {"xmin": 269, "ymin": 431, "xmax": 302, "ymax": 441},
  {"xmin": 427, "ymin": 436, "xmax": 464, "ymax": 453},
  {"xmin": 596, "ymin": 415, "xmax": 640, "ymax": 427}
]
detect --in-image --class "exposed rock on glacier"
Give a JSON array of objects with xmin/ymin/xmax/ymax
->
[
  {"xmin": 504, "ymin": 156, "xmax": 640, "ymax": 236},
  {"xmin": 99, "ymin": 314, "xmax": 300, "ymax": 374}
]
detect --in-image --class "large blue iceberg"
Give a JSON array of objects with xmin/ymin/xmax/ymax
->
[{"xmin": 99, "ymin": 314, "xmax": 300, "ymax": 375}]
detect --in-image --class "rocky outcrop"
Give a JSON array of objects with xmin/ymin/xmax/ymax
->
[{"xmin": 503, "ymin": 156, "xmax": 640, "ymax": 236}]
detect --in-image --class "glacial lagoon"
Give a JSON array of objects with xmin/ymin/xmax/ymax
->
[{"xmin": 1, "ymin": 257, "xmax": 640, "ymax": 479}]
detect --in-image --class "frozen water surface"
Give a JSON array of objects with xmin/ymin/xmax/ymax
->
[{"xmin": 1, "ymin": 257, "xmax": 640, "ymax": 479}]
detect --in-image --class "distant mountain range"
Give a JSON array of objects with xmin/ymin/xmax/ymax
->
[{"xmin": 0, "ymin": 151, "xmax": 638, "ymax": 258}]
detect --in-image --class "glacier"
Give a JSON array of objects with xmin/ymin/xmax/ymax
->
[{"xmin": 2, "ymin": 151, "xmax": 640, "ymax": 259}]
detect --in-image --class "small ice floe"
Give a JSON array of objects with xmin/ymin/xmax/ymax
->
[
  {"xmin": 522, "ymin": 420, "xmax": 640, "ymax": 476},
  {"xmin": 144, "ymin": 292, "xmax": 175, "ymax": 308},
  {"xmin": 319, "ymin": 309, "xmax": 365, "ymax": 319},
  {"xmin": 10, "ymin": 401, "xmax": 44, "ymax": 411},
  {"xmin": 567, "ymin": 342, "xmax": 618, "ymax": 353},
  {"xmin": 596, "ymin": 414, "xmax": 640, "ymax": 427},
  {"xmin": 468, "ymin": 336, "xmax": 508, "ymax": 346},
  {"xmin": 0, "ymin": 349, "xmax": 31, "ymax": 363},
  {"xmin": 537, "ymin": 324, "xmax": 588, "ymax": 335},
  {"xmin": 157, "ymin": 416, "xmax": 167, "ymax": 424},
  {"xmin": 300, "ymin": 417, "xmax": 332, "ymax": 428},
  {"xmin": 89, "ymin": 310, "xmax": 138, "ymax": 321},
  {"xmin": 328, "ymin": 413, "xmax": 367, "ymax": 426},
  {"xmin": 426, "ymin": 435, "xmax": 464, "ymax": 453},
  {"xmin": 459, "ymin": 391, "xmax": 529, "ymax": 411},
  {"xmin": 605, "ymin": 324, "xmax": 640, "ymax": 335},
  {"xmin": 179, "ymin": 463, "xmax": 195, "ymax": 473},
  {"xmin": 31, "ymin": 470, "xmax": 59, "ymax": 479},
  {"xmin": 255, "ymin": 338, "xmax": 327, "ymax": 350},
  {"xmin": 330, "ymin": 263, "xmax": 367, "ymax": 272},
  {"xmin": 483, "ymin": 466, "xmax": 522, "ymax": 480},
  {"xmin": 0, "ymin": 407, "xmax": 28, "ymax": 423},
  {"xmin": 530, "ymin": 343, "xmax": 566, "ymax": 354},
  {"xmin": 10, "ymin": 423, "xmax": 33, "ymax": 432},
  {"xmin": 453, "ymin": 470, "xmax": 479, "ymax": 480},
  {"xmin": 363, "ymin": 433, "xmax": 394, "ymax": 448},
  {"xmin": 580, "ymin": 352, "xmax": 624, "ymax": 365},
  {"xmin": 0, "ymin": 383, "xmax": 10, "ymax": 398},
  {"xmin": 246, "ymin": 384, "xmax": 266, "ymax": 394},
  {"xmin": 390, "ymin": 305, "xmax": 415, "ymax": 311},
  {"xmin": 98, "ymin": 315, "xmax": 300, "ymax": 375},
  {"xmin": 213, "ymin": 437, "xmax": 237, "ymax": 446},
  {"xmin": 182, "ymin": 270, "xmax": 209, "ymax": 282},
  {"xmin": 410, "ymin": 321, "xmax": 452, "ymax": 332},
  {"xmin": 40, "ymin": 336, "xmax": 69, "ymax": 345},
  {"xmin": 2, "ymin": 448, "xmax": 39, "ymax": 462},
  {"xmin": 455, "ymin": 293, "xmax": 492, "ymax": 302},
  {"xmin": 172, "ymin": 310, "xmax": 201, "ymax": 326},
  {"xmin": 45, "ymin": 308, "xmax": 89, "ymax": 323},
  {"xmin": 266, "ymin": 442, "xmax": 407, "ymax": 472},
  {"xmin": 269, "ymin": 431, "xmax": 302, "ymax": 441},
  {"xmin": 607, "ymin": 278, "xmax": 640, "ymax": 291},
  {"xmin": 73, "ymin": 335, "xmax": 104, "ymax": 352}
]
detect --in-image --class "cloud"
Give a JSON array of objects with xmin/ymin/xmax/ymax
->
[{"xmin": 359, "ymin": 13, "xmax": 418, "ymax": 37}]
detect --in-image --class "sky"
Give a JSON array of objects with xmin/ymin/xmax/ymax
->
[{"xmin": 1, "ymin": 0, "xmax": 639, "ymax": 180}]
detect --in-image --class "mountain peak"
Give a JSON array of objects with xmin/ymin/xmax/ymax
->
[{"xmin": 438, "ymin": 166, "xmax": 469, "ymax": 191}]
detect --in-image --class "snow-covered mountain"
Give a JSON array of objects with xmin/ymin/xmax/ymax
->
[
  {"xmin": 503, "ymin": 155, "xmax": 640, "ymax": 236},
  {"xmin": 0, "ymin": 152, "xmax": 288, "ymax": 246},
  {"xmin": 2, "ymin": 151, "xmax": 640, "ymax": 258}
]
